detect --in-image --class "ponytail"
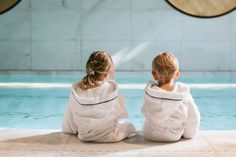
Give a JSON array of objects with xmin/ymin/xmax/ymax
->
[
  {"xmin": 78, "ymin": 74, "xmax": 95, "ymax": 90},
  {"xmin": 78, "ymin": 51, "xmax": 112, "ymax": 90}
]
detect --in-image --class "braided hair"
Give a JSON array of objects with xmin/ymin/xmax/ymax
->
[{"xmin": 78, "ymin": 51, "xmax": 113, "ymax": 90}]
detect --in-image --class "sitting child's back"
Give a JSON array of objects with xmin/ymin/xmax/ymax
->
[
  {"xmin": 62, "ymin": 51, "xmax": 135, "ymax": 142},
  {"xmin": 142, "ymin": 52, "xmax": 200, "ymax": 142}
]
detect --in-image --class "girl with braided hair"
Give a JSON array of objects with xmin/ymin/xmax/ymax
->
[{"xmin": 62, "ymin": 51, "xmax": 136, "ymax": 142}]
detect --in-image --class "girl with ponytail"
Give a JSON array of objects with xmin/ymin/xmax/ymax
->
[
  {"xmin": 62, "ymin": 51, "xmax": 136, "ymax": 142},
  {"xmin": 78, "ymin": 51, "xmax": 114, "ymax": 90}
]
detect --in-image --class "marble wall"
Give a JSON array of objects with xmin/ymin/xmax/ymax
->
[{"xmin": 0, "ymin": 0, "xmax": 235, "ymax": 71}]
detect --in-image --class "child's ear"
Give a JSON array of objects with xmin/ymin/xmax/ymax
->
[
  {"xmin": 174, "ymin": 71, "xmax": 180, "ymax": 80},
  {"xmin": 108, "ymin": 64, "xmax": 115, "ymax": 79},
  {"xmin": 151, "ymin": 71, "xmax": 158, "ymax": 80}
]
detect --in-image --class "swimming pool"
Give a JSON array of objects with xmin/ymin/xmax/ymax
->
[{"xmin": 0, "ymin": 73, "xmax": 236, "ymax": 130}]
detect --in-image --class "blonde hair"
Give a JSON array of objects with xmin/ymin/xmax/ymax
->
[
  {"xmin": 78, "ymin": 51, "xmax": 113, "ymax": 90},
  {"xmin": 152, "ymin": 52, "xmax": 179, "ymax": 86}
]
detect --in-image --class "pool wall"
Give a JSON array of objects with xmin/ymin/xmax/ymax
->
[{"xmin": 0, "ymin": 0, "xmax": 235, "ymax": 72}]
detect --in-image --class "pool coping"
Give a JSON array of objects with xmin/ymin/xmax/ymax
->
[{"xmin": 0, "ymin": 129, "xmax": 235, "ymax": 157}]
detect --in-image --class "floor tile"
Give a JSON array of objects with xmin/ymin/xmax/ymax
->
[
  {"xmin": 216, "ymin": 152, "xmax": 236, "ymax": 157},
  {"xmin": 64, "ymin": 133, "xmax": 213, "ymax": 152},
  {"xmin": 0, "ymin": 150, "xmax": 61, "ymax": 157},
  {"xmin": 202, "ymin": 131, "xmax": 236, "ymax": 152},
  {"xmin": 62, "ymin": 150, "xmax": 140, "ymax": 157},
  {"xmin": 0, "ymin": 130, "xmax": 70, "ymax": 151},
  {"xmin": 139, "ymin": 152, "xmax": 217, "ymax": 157}
]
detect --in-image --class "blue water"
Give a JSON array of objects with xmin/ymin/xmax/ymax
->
[{"xmin": 0, "ymin": 73, "xmax": 236, "ymax": 130}]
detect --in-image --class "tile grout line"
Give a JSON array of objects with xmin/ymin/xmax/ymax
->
[
  {"xmin": 200, "ymin": 132, "xmax": 219, "ymax": 157},
  {"xmin": 61, "ymin": 134, "xmax": 72, "ymax": 155}
]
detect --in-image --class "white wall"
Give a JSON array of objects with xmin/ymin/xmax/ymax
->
[{"xmin": 0, "ymin": 0, "xmax": 235, "ymax": 72}]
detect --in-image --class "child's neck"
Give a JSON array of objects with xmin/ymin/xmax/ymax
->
[
  {"xmin": 158, "ymin": 81, "xmax": 174, "ymax": 91},
  {"xmin": 91, "ymin": 80, "xmax": 104, "ymax": 89}
]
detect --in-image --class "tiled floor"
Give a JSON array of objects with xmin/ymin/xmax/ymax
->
[{"xmin": 0, "ymin": 129, "xmax": 235, "ymax": 157}]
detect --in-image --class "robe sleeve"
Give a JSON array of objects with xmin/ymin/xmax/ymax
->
[
  {"xmin": 183, "ymin": 94, "xmax": 201, "ymax": 138},
  {"xmin": 117, "ymin": 95, "xmax": 129, "ymax": 119},
  {"xmin": 62, "ymin": 93, "xmax": 78, "ymax": 134}
]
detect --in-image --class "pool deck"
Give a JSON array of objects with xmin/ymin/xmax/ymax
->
[{"xmin": 0, "ymin": 129, "xmax": 235, "ymax": 157}]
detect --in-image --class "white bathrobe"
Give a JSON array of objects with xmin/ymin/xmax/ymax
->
[
  {"xmin": 62, "ymin": 80, "xmax": 135, "ymax": 142},
  {"xmin": 142, "ymin": 81, "xmax": 200, "ymax": 142}
]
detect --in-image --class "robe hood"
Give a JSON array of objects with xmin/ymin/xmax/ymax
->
[
  {"xmin": 142, "ymin": 81, "xmax": 200, "ymax": 141},
  {"xmin": 71, "ymin": 80, "xmax": 119, "ymax": 106},
  {"xmin": 68, "ymin": 80, "xmax": 122, "ymax": 133},
  {"xmin": 145, "ymin": 81, "xmax": 189, "ymax": 101},
  {"xmin": 143, "ymin": 81, "xmax": 190, "ymax": 125}
]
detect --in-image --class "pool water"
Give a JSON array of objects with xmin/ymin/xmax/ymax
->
[{"xmin": 0, "ymin": 73, "xmax": 236, "ymax": 130}]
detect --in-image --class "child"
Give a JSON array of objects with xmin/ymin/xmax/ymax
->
[
  {"xmin": 141, "ymin": 52, "xmax": 200, "ymax": 142},
  {"xmin": 62, "ymin": 51, "xmax": 136, "ymax": 142}
]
